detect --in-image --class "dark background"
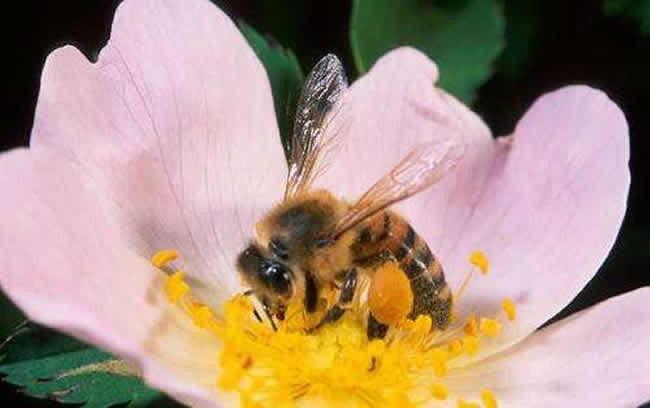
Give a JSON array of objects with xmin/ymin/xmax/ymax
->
[{"xmin": 2, "ymin": 0, "xmax": 649, "ymax": 406}]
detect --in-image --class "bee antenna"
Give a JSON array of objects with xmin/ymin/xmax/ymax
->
[{"xmin": 243, "ymin": 289, "xmax": 254, "ymax": 296}]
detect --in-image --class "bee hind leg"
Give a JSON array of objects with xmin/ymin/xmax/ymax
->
[
  {"xmin": 367, "ymin": 313, "xmax": 389, "ymax": 339},
  {"xmin": 308, "ymin": 268, "xmax": 357, "ymax": 332}
]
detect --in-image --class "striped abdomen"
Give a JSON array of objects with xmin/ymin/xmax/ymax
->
[{"xmin": 351, "ymin": 210, "xmax": 452, "ymax": 330}]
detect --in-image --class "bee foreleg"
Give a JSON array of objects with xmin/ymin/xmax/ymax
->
[
  {"xmin": 304, "ymin": 269, "xmax": 319, "ymax": 313},
  {"xmin": 261, "ymin": 297, "xmax": 278, "ymax": 331},
  {"xmin": 309, "ymin": 268, "xmax": 357, "ymax": 332}
]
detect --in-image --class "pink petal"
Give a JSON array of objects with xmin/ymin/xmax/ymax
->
[
  {"xmin": 0, "ymin": 149, "xmax": 224, "ymax": 407},
  {"xmin": 449, "ymin": 85, "xmax": 629, "ymax": 355},
  {"xmin": 321, "ymin": 48, "xmax": 629, "ymax": 355},
  {"xmin": 320, "ymin": 47, "xmax": 492, "ymax": 199},
  {"xmin": 445, "ymin": 288, "xmax": 650, "ymax": 407},
  {"xmin": 31, "ymin": 0, "xmax": 286, "ymax": 302}
]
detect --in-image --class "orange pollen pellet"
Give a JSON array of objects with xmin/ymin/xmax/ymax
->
[{"xmin": 368, "ymin": 261, "xmax": 413, "ymax": 325}]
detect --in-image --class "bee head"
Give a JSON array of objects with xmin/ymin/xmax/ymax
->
[
  {"xmin": 236, "ymin": 244, "xmax": 294, "ymax": 316},
  {"xmin": 239, "ymin": 191, "xmax": 346, "ymax": 317}
]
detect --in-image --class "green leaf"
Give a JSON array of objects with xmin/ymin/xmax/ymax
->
[
  {"xmin": 603, "ymin": 0, "xmax": 637, "ymax": 14},
  {"xmin": 0, "ymin": 324, "xmax": 86, "ymax": 366},
  {"xmin": 0, "ymin": 290, "xmax": 26, "ymax": 340},
  {"xmin": 240, "ymin": 22, "xmax": 304, "ymax": 161},
  {"xmin": 349, "ymin": 0, "xmax": 505, "ymax": 104},
  {"xmin": 0, "ymin": 324, "xmax": 178, "ymax": 407},
  {"xmin": 602, "ymin": 0, "xmax": 650, "ymax": 35},
  {"xmin": 498, "ymin": 0, "xmax": 541, "ymax": 80}
]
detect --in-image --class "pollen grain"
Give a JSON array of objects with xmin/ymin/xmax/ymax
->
[{"xmin": 156, "ymin": 250, "xmax": 512, "ymax": 407}]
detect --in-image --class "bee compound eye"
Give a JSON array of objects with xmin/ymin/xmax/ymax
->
[
  {"xmin": 237, "ymin": 245, "xmax": 263, "ymax": 277},
  {"xmin": 262, "ymin": 261, "xmax": 292, "ymax": 296}
]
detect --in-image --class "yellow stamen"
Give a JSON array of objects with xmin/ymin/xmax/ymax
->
[
  {"xmin": 502, "ymin": 297, "xmax": 516, "ymax": 321},
  {"xmin": 457, "ymin": 398, "xmax": 480, "ymax": 408},
  {"xmin": 480, "ymin": 388, "xmax": 499, "ymax": 408},
  {"xmin": 163, "ymin": 271, "xmax": 189, "ymax": 304},
  {"xmin": 469, "ymin": 250, "xmax": 489, "ymax": 275},
  {"xmin": 479, "ymin": 318, "xmax": 502, "ymax": 338},
  {"xmin": 189, "ymin": 303, "xmax": 214, "ymax": 329},
  {"xmin": 430, "ymin": 347, "xmax": 448, "ymax": 377},
  {"xmin": 464, "ymin": 315, "xmax": 478, "ymax": 336},
  {"xmin": 414, "ymin": 314, "xmax": 433, "ymax": 334},
  {"xmin": 447, "ymin": 339, "xmax": 463, "ymax": 358},
  {"xmin": 454, "ymin": 270, "xmax": 474, "ymax": 303},
  {"xmin": 431, "ymin": 383, "xmax": 449, "ymax": 400},
  {"xmin": 368, "ymin": 339, "xmax": 386, "ymax": 356},
  {"xmin": 462, "ymin": 335, "xmax": 480, "ymax": 355},
  {"xmin": 157, "ymin": 250, "xmax": 518, "ymax": 406},
  {"xmin": 455, "ymin": 249, "xmax": 489, "ymax": 304},
  {"xmin": 151, "ymin": 249, "xmax": 179, "ymax": 268}
]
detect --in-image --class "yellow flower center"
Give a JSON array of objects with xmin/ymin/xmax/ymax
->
[{"xmin": 153, "ymin": 249, "xmax": 516, "ymax": 407}]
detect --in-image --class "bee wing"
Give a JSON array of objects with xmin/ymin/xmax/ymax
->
[
  {"xmin": 285, "ymin": 54, "xmax": 348, "ymax": 199},
  {"xmin": 331, "ymin": 140, "xmax": 466, "ymax": 239}
]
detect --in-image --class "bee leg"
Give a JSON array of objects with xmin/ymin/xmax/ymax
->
[
  {"xmin": 275, "ymin": 304, "xmax": 287, "ymax": 321},
  {"xmin": 309, "ymin": 268, "xmax": 358, "ymax": 332},
  {"xmin": 261, "ymin": 297, "xmax": 278, "ymax": 331},
  {"xmin": 338, "ymin": 268, "xmax": 358, "ymax": 305},
  {"xmin": 304, "ymin": 269, "xmax": 319, "ymax": 313},
  {"xmin": 367, "ymin": 313, "xmax": 389, "ymax": 339},
  {"xmin": 311, "ymin": 306, "xmax": 346, "ymax": 332}
]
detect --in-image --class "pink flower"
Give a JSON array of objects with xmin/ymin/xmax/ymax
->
[{"xmin": 0, "ymin": 0, "xmax": 646, "ymax": 406}]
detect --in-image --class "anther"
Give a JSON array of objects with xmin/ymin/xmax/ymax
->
[
  {"xmin": 447, "ymin": 339, "xmax": 463, "ymax": 358},
  {"xmin": 430, "ymin": 348, "xmax": 448, "ymax": 377},
  {"xmin": 414, "ymin": 315, "xmax": 433, "ymax": 334},
  {"xmin": 152, "ymin": 249, "xmax": 179, "ymax": 268},
  {"xmin": 164, "ymin": 271, "xmax": 189, "ymax": 304},
  {"xmin": 469, "ymin": 250, "xmax": 489, "ymax": 275},
  {"xmin": 457, "ymin": 398, "xmax": 480, "ymax": 408},
  {"xmin": 190, "ymin": 304, "xmax": 214, "ymax": 328},
  {"xmin": 502, "ymin": 298, "xmax": 516, "ymax": 321},
  {"xmin": 464, "ymin": 316, "xmax": 478, "ymax": 336},
  {"xmin": 431, "ymin": 383, "xmax": 449, "ymax": 400},
  {"xmin": 462, "ymin": 335, "xmax": 480, "ymax": 355},
  {"xmin": 368, "ymin": 339, "xmax": 386, "ymax": 356},
  {"xmin": 480, "ymin": 388, "xmax": 499, "ymax": 408},
  {"xmin": 479, "ymin": 318, "xmax": 502, "ymax": 337}
]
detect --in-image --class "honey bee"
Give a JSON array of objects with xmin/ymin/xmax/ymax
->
[{"xmin": 236, "ymin": 54, "xmax": 465, "ymax": 339}]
